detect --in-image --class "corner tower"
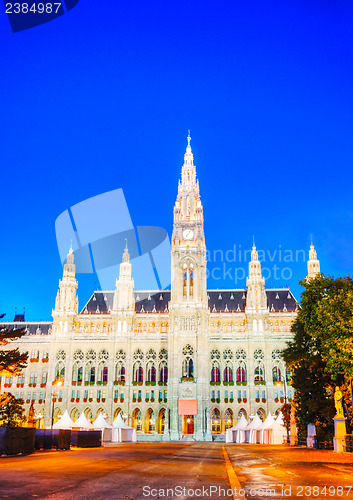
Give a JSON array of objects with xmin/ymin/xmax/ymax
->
[{"xmin": 307, "ymin": 243, "xmax": 320, "ymax": 280}]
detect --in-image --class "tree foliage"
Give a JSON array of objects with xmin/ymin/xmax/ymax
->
[
  {"xmin": 0, "ymin": 314, "xmax": 28, "ymax": 374},
  {"xmin": 0, "ymin": 313, "xmax": 28, "ymax": 407},
  {"xmin": 283, "ymin": 275, "xmax": 353, "ymax": 439},
  {"xmin": 0, "ymin": 393, "xmax": 26, "ymax": 427}
]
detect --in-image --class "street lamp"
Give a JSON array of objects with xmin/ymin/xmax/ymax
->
[{"xmin": 51, "ymin": 379, "xmax": 63, "ymax": 428}]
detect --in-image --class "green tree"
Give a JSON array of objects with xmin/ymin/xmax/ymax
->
[
  {"xmin": 283, "ymin": 275, "xmax": 353, "ymax": 440},
  {"xmin": 0, "ymin": 314, "xmax": 28, "ymax": 407},
  {"xmin": 0, "ymin": 393, "xmax": 26, "ymax": 427}
]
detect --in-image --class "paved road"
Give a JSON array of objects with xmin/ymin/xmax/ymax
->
[
  {"xmin": 0, "ymin": 443, "xmax": 352, "ymax": 500},
  {"xmin": 0, "ymin": 443, "xmax": 232, "ymax": 500},
  {"xmin": 226, "ymin": 445, "xmax": 353, "ymax": 500}
]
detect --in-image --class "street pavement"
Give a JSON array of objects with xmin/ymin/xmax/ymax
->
[
  {"xmin": 0, "ymin": 443, "xmax": 352, "ymax": 500},
  {"xmin": 226, "ymin": 445, "xmax": 353, "ymax": 500}
]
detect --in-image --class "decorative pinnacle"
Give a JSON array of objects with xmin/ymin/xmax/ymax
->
[{"xmin": 187, "ymin": 130, "xmax": 191, "ymax": 147}]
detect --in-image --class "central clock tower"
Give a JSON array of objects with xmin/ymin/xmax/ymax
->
[
  {"xmin": 170, "ymin": 132, "xmax": 207, "ymax": 305},
  {"xmin": 167, "ymin": 133, "xmax": 211, "ymax": 441}
]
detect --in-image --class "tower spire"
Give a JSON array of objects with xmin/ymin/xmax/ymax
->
[
  {"xmin": 53, "ymin": 246, "xmax": 78, "ymax": 318},
  {"xmin": 307, "ymin": 242, "xmax": 320, "ymax": 279},
  {"xmin": 112, "ymin": 242, "xmax": 135, "ymax": 313},
  {"xmin": 246, "ymin": 241, "xmax": 267, "ymax": 310}
]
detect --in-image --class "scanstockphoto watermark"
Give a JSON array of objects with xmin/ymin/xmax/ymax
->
[
  {"xmin": 206, "ymin": 244, "xmax": 306, "ymax": 284},
  {"xmin": 142, "ymin": 485, "xmax": 277, "ymax": 497}
]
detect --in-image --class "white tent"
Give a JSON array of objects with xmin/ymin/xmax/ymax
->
[
  {"xmin": 244, "ymin": 414, "xmax": 263, "ymax": 443},
  {"xmin": 93, "ymin": 413, "xmax": 113, "ymax": 442},
  {"xmin": 256, "ymin": 413, "xmax": 275, "ymax": 444},
  {"xmin": 52, "ymin": 409, "xmax": 75, "ymax": 429},
  {"xmin": 73, "ymin": 412, "xmax": 95, "ymax": 430},
  {"xmin": 267, "ymin": 418, "xmax": 287, "ymax": 445},
  {"xmin": 93, "ymin": 413, "xmax": 112, "ymax": 429},
  {"xmin": 225, "ymin": 415, "xmax": 248, "ymax": 443},
  {"xmin": 276, "ymin": 411, "xmax": 284, "ymax": 426},
  {"xmin": 112, "ymin": 414, "xmax": 137, "ymax": 442}
]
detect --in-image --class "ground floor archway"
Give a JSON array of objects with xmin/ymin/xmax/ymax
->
[{"xmin": 182, "ymin": 415, "xmax": 194, "ymax": 435}]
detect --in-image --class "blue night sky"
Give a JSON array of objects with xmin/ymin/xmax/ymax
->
[{"xmin": 1, "ymin": 0, "xmax": 353, "ymax": 321}]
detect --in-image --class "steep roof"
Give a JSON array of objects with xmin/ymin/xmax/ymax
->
[
  {"xmin": 80, "ymin": 288, "xmax": 297, "ymax": 314},
  {"xmin": 0, "ymin": 322, "xmax": 52, "ymax": 335}
]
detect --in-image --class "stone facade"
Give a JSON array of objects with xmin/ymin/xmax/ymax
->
[{"xmin": 0, "ymin": 136, "xmax": 321, "ymax": 439}]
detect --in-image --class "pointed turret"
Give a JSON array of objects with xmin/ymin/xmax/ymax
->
[
  {"xmin": 174, "ymin": 132, "xmax": 203, "ymax": 223},
  {"xmin": 246, "ymin": 242, "xmax": 268, "ymax": 332},
  {"xmin": 53, "ymin": 246, "xmax": 78, "ymax": 318},
  {"xmin": 112, "ymin": 243, "xmax": 135, "ymax": 313},
  {"xmin": 307, "ymin": 243, "xmax": 320, "ymax": 280}
]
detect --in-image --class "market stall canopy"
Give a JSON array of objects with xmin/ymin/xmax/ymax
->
[
  {"xmin": 113, "ymin": 413, "xmax": 132, "ymax": 429},
  {"xmin": 52, "ymin": 410, "xmax": 75, "ymax": 429},
  {"xmin": 74, "ymin": 412, "xmax": 95, "ymax": 429},
  {"xmin": 112, "ymin": 414, "xmax": 137, "ymax": 442},
  {"xmin": 93, "ymin": 413, "xmax": 112, "ymax": 429},
  {"xmin": 225, "ymin": 415, "xmax": 248, "ymax": 443}
]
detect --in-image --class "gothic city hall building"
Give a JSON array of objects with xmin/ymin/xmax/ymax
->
[{"xmin": 1, "ymin": 137, "xmax": 321, "ymax": 440}]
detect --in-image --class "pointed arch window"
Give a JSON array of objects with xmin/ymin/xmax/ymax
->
[
  {"xmin": 147, "ymin": 363, "xmax": 156, "ymax": 382},
  {"xmin": 133, "ymin": 362, "xmax": 143, "ymax": 383},
  {"xmin": 236, "ymin": 366, "xmax": 246, "ymax": 383},
  {"xmin": 159, "ymin": 362, "xmax": 168, "ymax": 383},
  {"xmin": 211, "ymin": 362, "xmax": 220, "ymax": 383},
  {"xmin": 224, "ymin": 364, "xmax": 233, "ymax": 383},
  {"xmin": 254, "ymin": 365, "xmax": 264, "ymax": 382},
  {"xmin": 272, "ymin": 366, "xmax": 281, "ymax": 383},
  {"xmin": 182, "ymin": 345, "xmax": 194, "ymax": 379}
]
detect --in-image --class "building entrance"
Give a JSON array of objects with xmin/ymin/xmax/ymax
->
[{"xmin": 183, "ymin": 415, "xmax": 194, "ymax": 435}]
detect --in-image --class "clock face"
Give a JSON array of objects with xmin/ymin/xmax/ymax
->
[{"xmin": 183, "ymin": 229, "xmax": 194, "ymax": 240}]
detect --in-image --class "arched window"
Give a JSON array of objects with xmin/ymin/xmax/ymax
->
[
  {"xmin": 70, "ymin": 407, "xmax": 79, "ymax": 422},
  {"xmin": 236, "ymin": 366, "xmax": 246, "ymax": 383},
  {"xmin": 97, "ymin": 362, "xmax": 108, "ymax": 384},
  {"xmin": 159, "ymin": 362, "xmax": 168, "ymax": 383},
  {"xmin": 115, "ymin": 362, "xmax": 125, "ymax": 382},
  {"xmin": 256, "ymin": 408, "xmax": 265, "ymax": 421},
  {"xmin": 224, "ymin": 408, "xmax": 233, "ymax": 430},
  {"xmin": 84, "ymin": 408, "xmax": 93, "ymax": 422},
  {"xmin": 211, "ymin": 362, "xmax": 220, "ymax": 382},
  {"xmin": 183, "ymin": 265, "xmax": 187, "ymax": 297},
  {"xmin": 55, "ymin": 362, "xmax": 65, "ymax": 381},
  {"xmin": 189, "ymin": 265, "xmax": 194, "ymax": 297},
  {"xmin": 90, "ymin": 366, "xmax": 96, "ymax": 383},
  {"xmin": 254, "ymin": 365, "xmax": 264, "ymax": 382},
  {"xmin": 132, "ymin": 408, "xmax": 142, "ymax": 432},
  {"xmin": 146, "ymin": 408, "xmax": 155, "ymax": 433},
  {"xmin": 272, "ymin": 366, "xmax": 281, "ymax": 383},
  {"xmin": 72, "ymin": 363, "xmax": 78, "ymax": 382},
  {"xmin": 237, "ymin": 408, "xmax": 247, "ymax": 420},
  {"xmin": 147, "ymin": 364, "xmax": 156, "ymax": 382},
  {"xmin": 133, "ymin": 362, "xmax": 143, "ymax": 383},
  {"xmin": 182, "ymin": 345, "xmax": 194, "ymax": 379},
  {"xmin": 158, "ymin": 408, "xmax": 166, "ymax": 434},
  {"xmin": 211, "ymin": 408, "xmax": 221, "ymax": 434},
  {"xmin": 224, "ymin": 364, "xmax": 233, "ymax": 383},
  {"xmin": 183, "ymin": 358, "xmax": 193, "ymax": 378}
]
